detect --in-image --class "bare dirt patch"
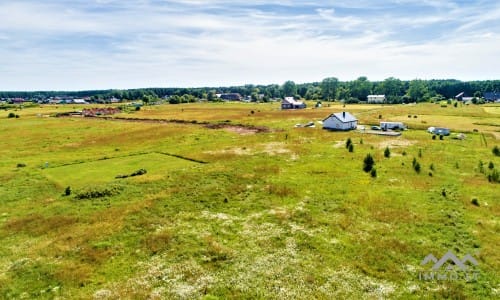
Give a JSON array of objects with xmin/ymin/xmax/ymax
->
[
  {"xmin": 204, "ymin": 124, "xmax": 271, "ymax": 135},
  {"xmin": 377, "ymin": 138, "xmax": 416, "ymax": 149}
]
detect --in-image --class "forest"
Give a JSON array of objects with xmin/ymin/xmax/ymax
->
[{"xmin": 1, "ymin": 77, "xmax": 499, "ymax": 104}]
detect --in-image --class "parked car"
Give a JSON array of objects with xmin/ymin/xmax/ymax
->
[{"xmin": 371, "ymin": 126, "xmax": 381, "ymax": 130}]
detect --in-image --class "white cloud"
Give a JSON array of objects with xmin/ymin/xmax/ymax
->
[{"xmin": 0, "ymin": 0, "xmax": 499, "ymax": 90}]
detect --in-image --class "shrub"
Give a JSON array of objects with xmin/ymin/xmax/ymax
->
[
  {"xmin": 439, "ymin": 135, "xmax": 444, "ymax": 140},
  {"xmin": 418, "ymin": 149, "xmax": 422, "ymax": 158},
  {"xmin": 348, "ymin": 143, "xmax": 354, "ymax": 152},
  {"xmin": 414, "ymin": 161, "xmax": 421, "ymax": 173},
  {"xmin": 8, "ymin": 112, "xmax": 16, "ymax": 118},
  {"xmin": 370, "ymin": 168, "xmax": 377, "ymax": 178},
  {"xmin": 432, "ymin": 135, "xmax": 436, "ymax": 140},
  {"xmin": 116, "ymin": 168, "xmax": 147, "ymax": 179},
  {"xmin": 130, "ymin": 168, "xmax": 147, "ymax": 177},
  {"xmin": 428, "ymin": 172, "xmax": 433, "ymax": 177},
  {"xmin": 488, "ymin": 161, "xmax": 494, "ymax": 170},
  {"xmin": 363, "ymin": 154, "xmax": 375, "ymax": 172},
  {"xmin": 378, "ymin": 114, "xmax": 382, "ymax": 119},
  {"xmin": 359, "ymin": 138, "xmax": 363, "ymax": 145},
  {"xmin": 402, "ymin": 151, "xmax": 407, "ymax": 156},
  {"xmin": 430, "ymin": 163, "xmax": 435, "ymax": 171},
  {"xmin": 441, "ymin": 189, "xmax": 446, "ymax": 197},
  {"xmin": 493, "ymin": 146, "xmax": 500, "ymax": 157},
  {"xmin": 65, "ymin": 186, "xmax": 72, "ymax": 196},
  {"xmin": 478, "ymin": 161, "xmax": 485, "ymax": 174},
  {"xmin": 345, "ymin": 138, "xmax": 352, "ymax": 149},
  {"xmin": 135, "ymin": 106, "xmax": 141, "ymax": 111},
  {"xmin": 488, "ymin": 169, "xmax": 499, "ymax": 183},
  {"xmin": 74, "ymin": 184, "xmax": 122, "ymax": 200},
  {"xmin": 471, "ymin": 198, "xmax": 479, "ymax": 206},
  {"xmin": 384, "ymin": 147, "xmax": 390, "ymax": 158},
  {"xmin": 16, "ymin": 163, "xmax": 26, "ymax": 168}
]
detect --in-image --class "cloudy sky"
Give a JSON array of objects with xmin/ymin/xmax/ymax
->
[{"xmin": 0, "ymin": 0, "xmax": 499, "ymax": 90}]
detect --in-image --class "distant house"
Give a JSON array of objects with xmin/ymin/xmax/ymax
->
[
  {"xmin": 484, "ymin": 92, "xmax": 500, "ymax": 102},
  {"xmin": 73, "ymin": 99, "xmax": 89, "ymax": 104},
  {"xmin": 380, "ymin": 121, "xmax": 405, "ymax": 130},
  {"xmin": 281, "ymin": 97, "xmax": 306, "ymax": 109},
  {"xmin": 220, "ymin": 93, "xmax": 242, "ymax": 101},
  {"xmin": 429, "ymin": 127, "xmax": 450, "ymax": 136},
  {"xmin": 367, "ymin": 95, "xmax": 385, "ymax": 103},
  {"xmin": 11, "ymin": 98, "xmax": 26, "ymax": 104},
  {"xmin": 455, "ymin": 92, "xmax": 465, "ymax": 101},
  {"xmin": 323, "ymin": 112, "xmax": 358, "ymax": 131}
]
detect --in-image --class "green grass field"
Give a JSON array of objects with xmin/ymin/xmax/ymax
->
[{"xmin": 0, "ymin": 102, "xmax": 498, "ymax": 299}]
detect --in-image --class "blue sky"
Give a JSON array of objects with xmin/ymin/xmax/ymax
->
[{"xmin": 0, "ymin": 0, "xmax": 499, "ymax": 90}]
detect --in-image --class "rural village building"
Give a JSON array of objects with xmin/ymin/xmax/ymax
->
[
  {"xmin": 220, "ymin": 93, "xmax": 242, "ymax": 101},
  {"xmin": 367, "ymin": 95, "xmax": 386, "ymax": 103},
  {"xmin": 380, "ymin": 121, "xmax": 406, "ymax": 130},
  {"xmin": 281, "ymin": 97, "xmax": 306, "ymax": 109},
  {"xmin": 484, "ymin": 92, "xmax": 500, "ymax": 102},
  {"xmin": 322, "ymin": 112, "xmax": 358, "ymax": 130}
]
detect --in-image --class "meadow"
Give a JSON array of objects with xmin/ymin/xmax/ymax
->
[{"xmin": 0, "ymin": 101, "xmax": 498, "ymax": 299}]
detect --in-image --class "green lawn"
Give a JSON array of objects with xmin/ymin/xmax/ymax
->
[{"xmin": 0, "ymin": 102, "xmax": 498, "ymax": 299}]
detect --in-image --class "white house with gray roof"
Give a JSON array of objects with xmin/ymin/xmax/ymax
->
[{"xmin": 323, "ymin": 112, "xmax": 358, "ymax": 131}]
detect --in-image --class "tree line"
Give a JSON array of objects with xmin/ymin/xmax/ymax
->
[{"xmin": 1, "ymin": 77, "xmax": 499, "ymax": 104}]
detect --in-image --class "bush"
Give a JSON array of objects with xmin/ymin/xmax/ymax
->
[
  {"xmin": 471, "ymin": 198, "xmax": 479, "ymax": 206},
  {"xmin": 65, "ymin": 186, "xmax": 72, "ymax": 196},
  {"xmin": 384, "ymin": 147, "xmax": 390, "ymax": 158},
  {"xmin": 345, "ymin": 138, "xmax": 352, "ymax": 149},
  {"xmin": 370, "ymin": 168, "xmax": 377, "ymax": 178},
  {"xmin": 488, "ymin": 169, "xmax": 499, "ymax": 183},
  {"xmin": 135, "ymin": 106, "xmax": 141, "ymax": 111},
  {"xmin": 74, "ymin": 184, "xmax": 122, "ymax": 200},
  {"xmin": 430, "ymin": 163, "xmax": 435, "ymax": 171},
  {"xmin": 432, "ymin": 135, "xmax": 436, "ymax": 140},
  {"xmin": 348, "ymin": 143, "xmax": 354, "ymax": 152},
  {"xmin": 130, "ymin": 168, "xmax": 147, "ymax": 176},
  {"xmin": 493, "ymin": 146, "xmax": 500, "ymax": 157},
  {"xmin": 8, "ymin": 112, "xmax": 16, "ymax": 118},
  {"xmin": 16, "ymin": 163, "xmax": 26, "ymax": 168},
  {"xmin": 363, "ymin": 154, "xmax": 375, "ymax": 172},
  {"xmin": 414, "ymin": 161, "xmax": 421, "ymax": 173},
  {"xmin": 116, "ymin": 169, "xmax": 147, "ymax": 179},
  {"xmin": 488, "ymin": 161, "xmax": 494, "ymax": 170},
  {"xmin": 439, "ymin": 135, "xmax": 444, "ymax": 140}
]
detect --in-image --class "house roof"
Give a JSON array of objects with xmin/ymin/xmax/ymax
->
[
  {"xmin": 282, "ymin": 97, "xmax": 304, "ymax": 105},
  {"xmin": 367, "ymin": 95, "xmax": 385, "ymax": 97},
  {"xmin": 324, "ymin": 112, "xmax": 357, "ymax": 123}
]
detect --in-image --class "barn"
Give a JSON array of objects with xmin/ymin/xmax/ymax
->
[
  {"xmin": 323, "ymin": 112, "xmax": 358, "ymax": 131},
  {"xmin": 281, "ymin": 97, "xmax": 306, "ymax": 109}
]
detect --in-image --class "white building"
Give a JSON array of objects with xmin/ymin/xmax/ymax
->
[
  {"xmin": 367, "ymin": 95, "xmax": 386, "ymax": 103},
  {"xmin": 380, "ymin": 121, "xmax": 405, "ymax": 130},
  {"xmin": 281, "ymin": 97, "xmax": 306, "ymax": 109},
  {"xmin": 323, "ymin": 112, "xmax": 358, "ymax": 131}
]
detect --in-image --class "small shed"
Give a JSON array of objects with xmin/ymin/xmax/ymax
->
[{"xmin": 323, "ymin": 112, "xmax": 358, "ymax": 131}]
